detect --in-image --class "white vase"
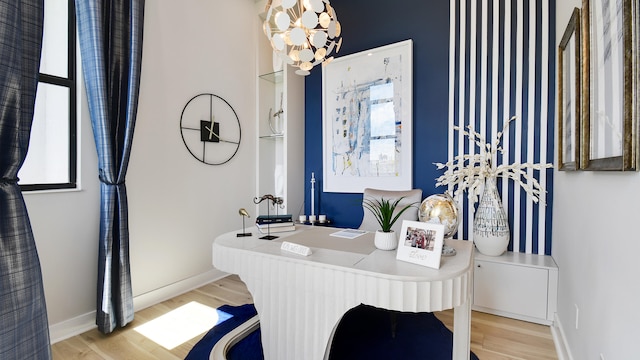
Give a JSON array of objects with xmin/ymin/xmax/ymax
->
[
  {"xmin": 473, "ymin": 176, "xmax": 510, "ymax": 256},
  {"xmin": 374, "ymin": 230, "xmax": 398, "ymax": 250}
]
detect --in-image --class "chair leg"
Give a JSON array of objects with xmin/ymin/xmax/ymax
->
[{"xmin": 390, "ymin": 312, "xmax": 397, "ymax": 338}]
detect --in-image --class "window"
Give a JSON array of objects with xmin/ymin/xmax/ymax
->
[{"xmin": 19, "ymin": 0, "xmax": 76, "ymax": 191}]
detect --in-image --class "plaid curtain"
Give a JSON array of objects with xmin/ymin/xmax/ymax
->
[
  {"xmin": 76, "ymin": 0, "xmax": 145, "ymax": 334},
  {"xmin": 0, "ymin": 0, "xmax": 51, "ymax": 359}
]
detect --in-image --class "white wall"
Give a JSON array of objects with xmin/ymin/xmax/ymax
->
[
  {"xmin": 24, "ymin": 0, "xmax": 259, "ymax": 340},
  {"xmin": 553, "ymin": 2, "xmax": 640, "ymax": 359}
]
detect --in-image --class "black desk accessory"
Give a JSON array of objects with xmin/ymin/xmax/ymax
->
[{"xmin": 253, "ymin": 194, "xmax": 284, "ymax": 240}]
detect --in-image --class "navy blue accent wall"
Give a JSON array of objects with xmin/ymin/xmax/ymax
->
[
  {"xmin": 304, "ymin": 0, "xmax": 451, "ymax": 229},
  {"xmin": 304, "ymin": 0, "xmax": 555, "ymax": 257}
]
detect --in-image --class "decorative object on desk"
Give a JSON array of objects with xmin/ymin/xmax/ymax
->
[
  {"xmin": 179, "ymin": 93, "xmax": 241, "ymax": 165},
  {"xmin": 434, "ymin": 116, "xmax": 553, "ymax": 256},
  {"xmin": 263, "ymin": 0, "xmax": 342, "ymax": 76},
  {"xmin": 255, "ymin": 214, "xmax": 294, "ymax": 234},
  {"xmin": 419, "ymin": 192, "xmax": 459, "ymax": 256},
  {"xmin": 253, "ymin": 194, "xmax": 287, "ymax": 240},
  {"xmin": 419, "ymin": 192, "xmax": 459, "ymax": 238},
  {"xmin": 396, "ymin": 220, "xmax": 445, "ymax": 269},
  {"xmin": 255, "ymin": 213, "xmax": 292, "ymax": 224},
  {"xmin": 237, "ymin": 208, "xmax": 252, "ymax": 237},
  {"xmin": 363, "ymin": 196, "xmax": 418, "ymax": 250}
]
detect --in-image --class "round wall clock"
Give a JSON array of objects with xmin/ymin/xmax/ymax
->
[{"xmin": 179, "ymin": 93, "xmax": 241, "ymax": 165}]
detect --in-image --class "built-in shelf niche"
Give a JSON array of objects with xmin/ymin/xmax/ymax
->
[{"xmin": 255, "ymin": 45, "xmax": 304, "ymax": 218}]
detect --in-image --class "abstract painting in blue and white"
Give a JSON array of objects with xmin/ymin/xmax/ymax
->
[{"xmin": 322, "ymin": 40, "xmax": 413, "ymax": 193}]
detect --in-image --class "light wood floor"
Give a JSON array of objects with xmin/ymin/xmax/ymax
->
[{"xmin": 52, "ymin": 275, "xmax": 558, "ymax": 359}]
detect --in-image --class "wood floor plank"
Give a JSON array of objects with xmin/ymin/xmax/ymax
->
[
  {"xmin": 52, "ymin": 276, "xmax": 558, "ymax": 359},
  {"xmin": 435, "ymin": 309, "xmax": 557, "ymax": 360},
  {"xmin": 194, "ymin": 282, "xmax": 253, "ymax": 305},
  {"xmin": 51, "ymin": 336, "xmax": 104, "ymax": 360}
]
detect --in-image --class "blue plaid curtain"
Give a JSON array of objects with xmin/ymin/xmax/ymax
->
[
  {"xmin": 76, "ymin": 0, "xmax": 144, "ymax": 334},
  {"xmin": 0, "ymin": 0, "xmax": 51, "ymax": 358}
]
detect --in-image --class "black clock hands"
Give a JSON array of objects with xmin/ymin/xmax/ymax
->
[{"xmin": 203, "ymin": 120, "xmax": 240, "ymax": 145}]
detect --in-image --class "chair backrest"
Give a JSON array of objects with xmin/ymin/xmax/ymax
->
[{"xmin": 359, "ymin": 188, "xmax": 423, "ymax": 234}]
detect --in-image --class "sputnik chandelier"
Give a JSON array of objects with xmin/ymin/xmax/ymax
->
[{"xmin": 263, "ymin": 0, "xmax": 342, "ymax": 76}]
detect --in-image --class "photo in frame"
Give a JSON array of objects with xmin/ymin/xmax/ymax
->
[
  {"xmin": 322, "ymin": 40, "xmax": 413, "ymax": 193},
  {"xmin": 396, "ymin": 220, "xmax": 444, "ymax": 269},
  {"xmin": 558, "ymin": 8, "xmax": 581, "ymax": 171},
  {"xmin": 581, "ymin": 0, "xmax": 637, "ymax": 170}
]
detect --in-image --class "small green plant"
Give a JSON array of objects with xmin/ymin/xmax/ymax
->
[{"xmin": 363, "ymin": 196, "xmax": 417, "ymax": 233}]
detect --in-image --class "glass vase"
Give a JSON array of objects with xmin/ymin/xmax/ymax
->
[{"xmin": 473, "ymin": 176, "xmax": 510, "ymax": 256}]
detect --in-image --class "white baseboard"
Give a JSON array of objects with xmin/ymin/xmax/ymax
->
[
  {"xmin": 471, "ymin": 305, "xmax": 553, "ymax": 326},
  {"xmin": 133, "ymin": 269, "xmax": 227, "ymax": 311},
  {"xmin": 49, "ymin": 311, "xmax": 96, "ymax": 345},
  {"xmin": 551, "ymin": 313, "xmax": 573, "ymax": 360},
  {"xmin": 49, "ymin": 269, "xmax": 228, "ymax": 344}
]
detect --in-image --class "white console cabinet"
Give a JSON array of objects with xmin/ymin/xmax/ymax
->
[{"xmin": 473, "ymin": 251, "xmax": 558, "ymax": 325}]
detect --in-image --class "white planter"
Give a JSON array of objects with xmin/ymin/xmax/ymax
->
[{"xmin": 374, "ymin": 230, "xmax": 398, "ymax": 250}]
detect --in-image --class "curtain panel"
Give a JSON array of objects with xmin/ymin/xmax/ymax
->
[
  {"xmin": 76, "ymin": 0, "xmax": 145, "ymax": 334},
  {"xmin": 0, "ymin": 0, "xmax": 51, "ymax": 358}
]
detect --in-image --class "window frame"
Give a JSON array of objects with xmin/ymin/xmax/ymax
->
[{"xmin": 20, "ymin": 0, "xmax": 77, "ymax": 192}]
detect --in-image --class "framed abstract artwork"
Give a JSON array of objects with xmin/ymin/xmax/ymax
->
[
  {"xmin": 322, "ymin": 40, "xmax": 413, "ymax": 192},
  {"xmin": 581, "ymin": 0, "xmax": 638, "ymax": 170},
  {"xmin": 558, "ymin": 8, "xmax": 582, "ymax": 171}
]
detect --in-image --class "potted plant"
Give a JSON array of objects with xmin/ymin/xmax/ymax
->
[{"xmin": 363, "ymin": 196, "xmax": 417, "ymax": 250}]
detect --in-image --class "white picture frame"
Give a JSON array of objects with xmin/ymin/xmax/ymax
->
[
  {"xmin": 396, "ymin": 220, "xmax": 444, "ymax": 269},
  {"xmin": 322, "ymin": 40, "xmax": 413, "ymax": 193}
]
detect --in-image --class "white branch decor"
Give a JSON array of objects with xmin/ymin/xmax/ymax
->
[{"xmin": 434, "ymin": 116, "xmax": 553, "ymax": 206}]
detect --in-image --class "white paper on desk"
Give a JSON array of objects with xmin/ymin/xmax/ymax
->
[{"xmin": 329, "ymin": 229, "xmax": 367, "ymax": 239}]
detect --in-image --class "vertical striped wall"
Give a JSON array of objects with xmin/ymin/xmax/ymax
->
[{"xmin": 448, "ymin": 0, "xmax": 555, "ymax": 254}]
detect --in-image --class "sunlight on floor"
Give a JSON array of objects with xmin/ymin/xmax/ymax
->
[{"xmin": 134, "ymin": 301, "xmax": 232, "ymax": 350}]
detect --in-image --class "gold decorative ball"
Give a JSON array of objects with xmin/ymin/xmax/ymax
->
[{"xmin": 419, "ymin": 192, "xmax": 459, "ymax": 238}]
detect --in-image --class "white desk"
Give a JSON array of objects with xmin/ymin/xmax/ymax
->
[{"xmin": 212, "ymin": 226, "xmax": 474, "ymax": 360}]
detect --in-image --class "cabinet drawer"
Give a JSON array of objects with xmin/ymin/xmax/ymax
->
[{"xmin": 474, "ymin": 260, "xmax": 548, "ymax": 320}]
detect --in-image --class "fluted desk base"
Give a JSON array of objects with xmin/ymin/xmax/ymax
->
[{"xmin": 213, "ymin": 226, "xmax": 473, "ymax": 360}]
